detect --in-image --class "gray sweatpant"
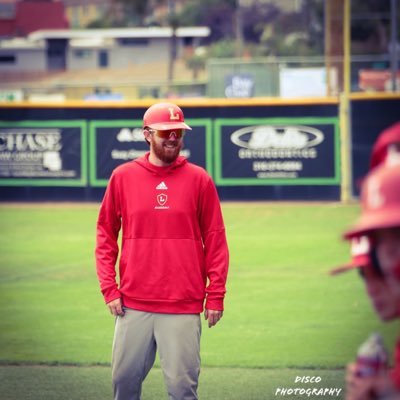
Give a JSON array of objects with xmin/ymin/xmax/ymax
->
[{"xmin": 112, "ymin": 308, "xmax": 202, "ymax": 400}]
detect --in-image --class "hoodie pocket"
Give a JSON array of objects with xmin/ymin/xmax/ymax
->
[{"xmin": 119, "ymin": 238, "xmax": 206, "ymax": 302}]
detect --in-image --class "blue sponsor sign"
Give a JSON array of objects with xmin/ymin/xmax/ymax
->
[
  {"xmin": 89, "ymin": 119, "xmax": 212, "ymax": 186},
  {"xmin": 214, "ymin": 118, "xmax": 340, "ymax": 185}
]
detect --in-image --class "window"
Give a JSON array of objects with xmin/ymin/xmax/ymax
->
[
  {"xmin": 0, "ymin": 55, "xmax": 16, "ymax": 64},
  {"xmin": 183, "ymin": 37, "xmax": 194, "ymax": 47},
  {"xmin": 74, "ymin": 49, "xmax": 92, "ymax": 59},
  {"xmin": 98, "ymin": 50, "xmax": 108, "ymax": 68},
  {"xmin": 118, "ymin": 38, "xmax": 149, "ymax": 46}
]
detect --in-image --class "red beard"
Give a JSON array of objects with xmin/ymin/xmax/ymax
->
[{"xmin": 152, "ymin": 140, "xmax": 182, "ymax": 164}]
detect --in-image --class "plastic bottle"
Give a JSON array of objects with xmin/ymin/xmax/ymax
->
[{"xmin": 356, "ymin": 333, "xmax": 389, "ymax": 377}]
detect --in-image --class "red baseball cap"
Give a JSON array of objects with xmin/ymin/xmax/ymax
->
[
  {"xmin": 344, "ymin": 163, "xmax": 400, "ymax": 239},
  {"xmin": 143, "ymin": 102, "xmax": 191, "ymax": 131},
  {"xmin": 332, "ymin": 142, "xmax": 400, "ymax": 276},
  {"xmin": 370, "ymin": 122, "xmax": 400, "ymax": 169}
]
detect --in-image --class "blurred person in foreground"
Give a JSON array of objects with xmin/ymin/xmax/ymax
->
[
  {"xmin": 95, "ymin": 102, "xmax": 229, "ymax": 400},
  {"xmin": 332, "ymin": 122, "xmax": 400, "ymax": 400}
]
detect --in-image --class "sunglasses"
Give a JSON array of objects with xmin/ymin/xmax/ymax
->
[{"xmin": 148, "ymin": 129, "xmax": 185, "ymax": 139}]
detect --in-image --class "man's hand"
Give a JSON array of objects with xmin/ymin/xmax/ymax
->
[
  {"xmin": 204, "ymin": 309, "xmax": 223, "ymax": 328},
  {"xmin": 107, "ymin": 298, "xmax": 125, "ymax": 317},
  {"xmin": 345, "ymin": 362, "xmax": 395, "ymax": 400},
  {"xmin": 345, "ymin": 363, "xmax": 375, "ymax": 400}
]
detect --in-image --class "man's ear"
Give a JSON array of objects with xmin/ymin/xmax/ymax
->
[{"xmin": 143, "ymin": 128, "xmax": 151, "ymax": 145}]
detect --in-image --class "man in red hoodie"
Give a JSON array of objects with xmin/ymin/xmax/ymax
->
[{"xmin": 95, "ymin": 102, "xmax": 229, "ymax": 400}]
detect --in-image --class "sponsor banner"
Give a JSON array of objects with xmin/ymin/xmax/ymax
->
[
  {"xmin": 0, "ymin": 90, "xmax": 23, "ymax": 103},
  {"xmin": 225, "ymin": 73, "xmax": 255, "ymax": 98},
  {"xmin": 358, "ymin": 69, "xmax": 400, "ymax": 92},
  {"xmin": 214, "ymin": 118, "xmax": 340, "ymax": 185},
  {"xmin": 89, "ymin": 119, "xmax": 212, "ymax": 186},
  {"xmin": 0, "ymin": 121, "xmax": 87, "ymax": 186},
  {"xmin": 280, "ymin": 67, "xmax": 338, "ymax": 98}
]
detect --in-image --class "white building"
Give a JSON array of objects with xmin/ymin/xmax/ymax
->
[{"xmin": 0, "ymin": 26, "xmax": 210, "ymax": 72}]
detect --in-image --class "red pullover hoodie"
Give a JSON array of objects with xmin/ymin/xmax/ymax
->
[
  {"xmin": 391, "ymin": 339, "xmax": 400, "ymax": 391},
  {"xmin": 95, "ymin": 153, "xmax": 229, "ymax": 314}
]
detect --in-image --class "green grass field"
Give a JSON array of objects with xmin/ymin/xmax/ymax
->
[{"xmin": 0, "ymin": 202, "xmax": 398, "ymax": 399}]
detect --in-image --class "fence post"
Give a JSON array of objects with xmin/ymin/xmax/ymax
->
[
  {"xmin": 339, "ymin": 93, "xmax": 353, "ymax": 203},
  {"xmin": 340, "ymin": 0, "xmax": 353, "ymax": 203}
]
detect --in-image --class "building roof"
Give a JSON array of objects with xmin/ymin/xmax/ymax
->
[
  {"xmin": 0, "ymin": 37, "xmax": 45, "ymax": 49},
  {"xmin": 15, "ymin": 1, "xmax": 69, "ymax": 36},
  {"xmin": 28, "ymin": 26, "xmax": 210, "ymax": 41},
  {"xmin": 0, "ymin": 1, "xmax": 69, "ymax": 37},
  {"xmin": 0, "ymin": 18, "xmax": 13, "ymax": 37},
  {"xmin": 0, "ymin": 25, "xmax": 210, "ymax": 51},
  {"xmin": 69, "ymin": 37, "xmax": 114, "ymax": 49}
]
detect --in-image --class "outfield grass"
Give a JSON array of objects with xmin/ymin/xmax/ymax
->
[
  {"xmin": 0, "ymin": 202, "xmax": 398, "ymax": 399},
  {"xmin": 0, "ymin": 366, "xmax": 345, "ymax": 400}
]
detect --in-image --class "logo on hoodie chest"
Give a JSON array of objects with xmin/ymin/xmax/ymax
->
[
  {"xmin": 157, "ymin": 193, "xmax": 168, "ymax": 206},
  {"xmin": 156, "ymin": 181, "xmax": 168, "ymax": 190},
  {"xmin": 155, "ymin": 181, "xmax": 169, "ymax": 209}
]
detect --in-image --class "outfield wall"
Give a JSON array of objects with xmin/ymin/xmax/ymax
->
[{"xmin": 0, "ymin": 95, "xmax": 398, "ymax": 201}]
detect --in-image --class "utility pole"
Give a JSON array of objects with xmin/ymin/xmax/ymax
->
[
  {"xmin": 324, "ymin": 0, "xmax": 332, "ymax": 96},
  {"xmin": 235, "ymin": 0, "xmax": 244, "ymax": 58},
  {"xmin": 390, "ymin": 0, "xmax": 398, "ymax": 91},
  {"xmin": 325, "ymin": 0, "xmax": 345, "ymax": 93},
  {"xmin": 167, "ymin": 0, "xmax": 177, "ymax": 95}
]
